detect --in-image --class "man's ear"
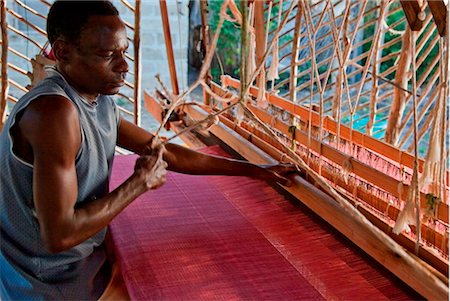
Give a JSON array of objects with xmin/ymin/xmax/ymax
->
[{"xmin": 51, "ymin": 39, "xmax": 71, "ymax": 63}]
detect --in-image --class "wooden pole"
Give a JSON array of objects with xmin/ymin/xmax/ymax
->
[
  {"xmin": 133, "ymin": 0, "xmax": 141, "ymax": 125},
  {"xmin": 254, "ymin": 0, "xmax": 266, "ymax": 86},
  {"xmin": 159, "ymin": 0, "xmax": 179, "ymax": 95},
  {"xmin": 199, "ymin": 0, "xmax": 211, "ymax": 105},
  {"xmin": 0, "ymin": 0, "xmax": 9, "ymax": 132},
  {"xmin": 289, "ymin": 4, "xmax": 302, "ymax": 103}
]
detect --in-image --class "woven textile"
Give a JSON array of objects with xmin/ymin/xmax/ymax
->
[{"xmin": 109, "ymin": 146, "xmax": 420, "ymax": 301}]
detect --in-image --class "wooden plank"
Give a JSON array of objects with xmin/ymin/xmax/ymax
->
[
  {"xmin": 184, "ymin": 104, "xmax": 448, "ymax": 301},
  {"xmin": 400, "ymin": 0, "xmax": 425, "ymax": 31},
  {"xmin": 428, "ymin": 0, "xmax": 447, "ymax": 37}
]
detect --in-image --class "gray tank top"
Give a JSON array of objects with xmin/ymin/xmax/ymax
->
[{"xmin": 0, "ymin": 67, "xmax": 120, "ymax": 300}]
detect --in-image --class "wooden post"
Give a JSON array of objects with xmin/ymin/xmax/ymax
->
[
  {"xmin": 240, "ymin": 0, "xmax": 248, "ymax": 101},
  {"xmin": 290, "ymin": 4, "xmax": 302, "ymax": 103},
  {"xmin": 133, "ymin": 0, "xmax": 141, "ymax": 126},
  {"xmin": 254, "ymin": 0, "xmax": 266, "ymax": 86},
  {"xmin": 159, "ymin": 0, "xmax": 179, "ymax": 95},
  {"xmin": 199, "ymin": 0, "xmax": 211, "ymax": 106},
  {"xmin": 0, "ymin": 0, "xmax": 8, "ymax": 132}
]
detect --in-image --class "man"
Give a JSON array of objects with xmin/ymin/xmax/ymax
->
[{"xmin": 0, "ymin": 1, "xmax": 295, "ymax": 300}]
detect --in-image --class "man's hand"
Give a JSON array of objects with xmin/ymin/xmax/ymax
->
[
  {"xmin": 256, "ymin": 163, "xmax": 303, "ymax": 187},
  {"xmin": 134, "ymin": 144, "xmax": 168, "ymax": 190}
]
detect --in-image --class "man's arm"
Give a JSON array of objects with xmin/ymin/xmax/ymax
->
[
  {"xmin": 20, "ymin": 96, "xmax": 165, "ymax": 253},
  {"xmin": 118, "ymin": 117, "xmax": 295, "ymax": 185}
]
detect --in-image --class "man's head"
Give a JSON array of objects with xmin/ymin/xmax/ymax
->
[
  {"xmin": 47, "ymin": 1, "xmax": 128, "ymax": 100},
  {"xmin": 47, "ymin": 1, "xmax": 119, "ymax": 46}
]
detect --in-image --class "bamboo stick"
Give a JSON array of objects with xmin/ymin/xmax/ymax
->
[
  {"xmin": 199, "ymin": 0, "xmax": 211, "ymax": 106},
  {"xmin": 7, "ymin": 8, "xmax": 46, "ymax": 36},
  {"xmin": 119, "ymin": 0, "xmax": 135, "ymax": 12},
  {"xmin": 7, "ymin": 25, "xmax": 43, "ymax": 49},
  {"xmin": 7, "ymin": 46, "xmax": 31, "ymax": 61},
  {"xmin": 1, "ymin": 0, "xmax": 8, "ymax": 132},
  {"xmin": 133, "ymin": 0, "xmax": 141, "ymax": 126},
  {"xmin": 13, "ymin": 0, "xmax": 47, "ymax": 20},
  {"xmin": 289, "ymin": 5, "xmax": 302, "ymax": 103}
]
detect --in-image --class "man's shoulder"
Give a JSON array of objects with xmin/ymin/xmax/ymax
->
[{"xmin": 25, "ymin": 94, "xmax": 77, "ymax": 121}]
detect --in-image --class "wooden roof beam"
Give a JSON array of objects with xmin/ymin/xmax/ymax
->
[
  {"xmin": 427, "ymin": 0, "xmax": 447, "ymax": 37},
  {"xmin": 400, "ymin": 0, "xmax": 425, "ymax": 31}
]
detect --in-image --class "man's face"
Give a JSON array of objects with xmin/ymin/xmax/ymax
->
[{"xmin": 64, "ymin": 15, "xmax": 129, "ymax": 98}]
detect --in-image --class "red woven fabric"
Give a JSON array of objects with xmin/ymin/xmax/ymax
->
[{"xmin": 109, "ymin": 146, "xmax": 420, "ymax": 301}]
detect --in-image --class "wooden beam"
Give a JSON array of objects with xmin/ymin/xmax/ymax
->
[
  {"xmin": 400, "ymin": 0, "xmax": 425, "ymax": 31},
  {"xmin": 0, "ymin": 0, "xmax": 9, "ymax": 132},
  {"xmin": 254, "ymin": 0, "xmax": 266, "ymax": 85},
  {"xmin": 289, "ymin": 3, "xmax": 303, "ymax": 102},
  {"xmin": 199, "ymin": 0, "xmax": 211, "ymax": 105},
  {"xmin": 133, "ymin": 0, "xmax": 141, "ymax": 126},
  {"xmin": 427, "ymin": 0, "xmax": 447, "ymax": 37},
  {"xmin": 159, "ymin": 0, "xmax": 179, "ymax": 95}
]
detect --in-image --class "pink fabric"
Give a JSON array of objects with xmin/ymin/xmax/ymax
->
[{"xmin": 109, "ymin": 146, "xmax": 420, "ymax": 301}]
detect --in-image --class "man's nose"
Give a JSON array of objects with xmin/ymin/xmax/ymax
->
[{"xmin": 115, "ymin": 54, "xmax": 129, "ymax": 73}]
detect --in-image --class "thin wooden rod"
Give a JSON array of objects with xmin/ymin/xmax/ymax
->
[
  {"xmin": 199, "ymin": 0, "xmax": 211, "ymax": 105},
  {"xmin": 289, "ymin": 5, "xmax": 303, "ymax": 102},
  {"xmin": 8, "ymin": 63, "xmax": 27, "ymax": 76},
  {"xmin": 1, "ymin": 0, "xmax": 8, "ymax": 131},
  {"xmin": 7, "ymin": 25, "xmax": 43, "ymax": 49},
  {"xmin": 8, "ymin": 78, "xmax": 28, "ymax": 93},
  {"xmin": 7, "ymin": 46, "xmax": 30, "ymax": 61},
  {"xmin": 7, "ymin": 8, "xmax": 46, "ymax": 36},
  {"xmin": 13, "ymin": 0, "xmax": 47, "ymax": 20},
  {"xmin": 117, "ymin": 105, "xmax": 134, "ymax": 116},
  {"xmin": 254, "ymin": 0, "xmax": 266, "ymax": 86},
  {"xmin": 122, "ymin": 20, "xmax": 135, "ymax": 31},
  {"xmin": 117, "ymin": 92, "xmax": 135, "ymax": 103},
  {"xmin": 119, "ymin": 0, "xmax": 135, "ymax": 12},
  {"xmin": 159, "ymin": 0, "xmax": 179, "ymax": 95},
  {"xmin": 133, "ymin": 0, "xmax": 141, "ymax": 125}
]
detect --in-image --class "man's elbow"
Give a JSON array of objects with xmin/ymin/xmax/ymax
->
[{"xmin": 41, "ymin": 231, "xmax": 74, "ymax": 254}]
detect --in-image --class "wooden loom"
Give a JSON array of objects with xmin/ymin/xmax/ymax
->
[
  {"xmin": 0, "ymin": 0, "xmax": 449, "ymax": 300},
  {"xmin": 145, "ymin": 0, "xmax": 449, "ymax": 300}
]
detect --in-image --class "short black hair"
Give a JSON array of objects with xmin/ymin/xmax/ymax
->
[{"xmin": 47, "ymin": 0, "xmax": 119, "ymax": 45}]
